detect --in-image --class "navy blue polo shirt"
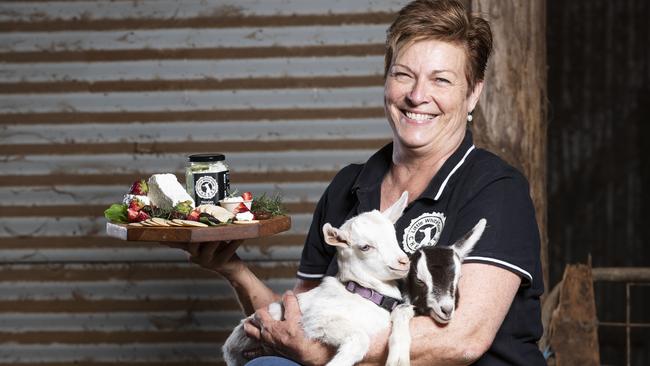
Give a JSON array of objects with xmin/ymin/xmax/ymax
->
[{"xmin": 297, "ymin": 130, "xmax": 545, "ymax": 365}]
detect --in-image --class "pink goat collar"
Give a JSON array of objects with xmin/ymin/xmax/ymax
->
[{"xmin": 344, "ymin": 281, "xmax": 402, "ymax": 311}]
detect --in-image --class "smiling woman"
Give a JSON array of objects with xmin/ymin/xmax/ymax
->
[{"xmin": 166, "ymin": 1, "xmax": 546, "ymax": 365}]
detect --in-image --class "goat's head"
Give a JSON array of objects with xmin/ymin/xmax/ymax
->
[
  {"xmin": 406, "ymin": 218, "xmax": 486, "ymax": 324},
  {"xmin": 322, "ymin": 192, "xmax": 411, "ymax": 282}
]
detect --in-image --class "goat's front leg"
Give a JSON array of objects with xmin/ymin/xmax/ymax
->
[
  {"xmin": 386, "ymin": 304, "xmax": 415, "ymax": 366},
  {"xmin": 325, "ymin": 331, "xmax": 370, "ymax": 366}
]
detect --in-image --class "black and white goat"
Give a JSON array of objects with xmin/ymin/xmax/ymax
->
[
  {"xmin": 387, "ymin": 219, "xmax": 487, "ymax": 366},
  {"xmin": 222, "ymin": 192, "xmax": 411, "ymax": 366}
]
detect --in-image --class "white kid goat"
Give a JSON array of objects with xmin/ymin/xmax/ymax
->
[
  {"xmin": 223, "ymin": 192, "xmax": 411, "ymax": 366},
  {"xmin": 386, "ymin": 218, "xmax": 487, "ymax": 366}
]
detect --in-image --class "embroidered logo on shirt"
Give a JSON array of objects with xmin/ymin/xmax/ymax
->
[{"xmin": 402, "ymin": 212, "xmax": 446, "ymax": 253}]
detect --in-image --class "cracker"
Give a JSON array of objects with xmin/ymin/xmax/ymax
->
[
  {"xmin": 174, "ymin": 219, "xmax": 208, "ymax": 227},
  {"xmin": 151, "ymin": 217, "xmax": 171, "ymax": 227},
  {"xmin": 128, "ymin": 222, "xmax": 144, "ymax": 227}
]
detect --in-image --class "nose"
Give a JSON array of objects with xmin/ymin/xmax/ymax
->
[
  {"xmin": 440, "ymin": 304, "xmax": 454, "ymax": 318},
  {"xmin": 397, "ymin": 256, "xmax": 410, "ymax": 268},
  {"xmin": 407, "ymin": 79, "xmax": 429, "ymax": 105}
]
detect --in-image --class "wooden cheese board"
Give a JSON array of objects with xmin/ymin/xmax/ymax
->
[{"xmin": 106, "ymin": 215, "xmax": 291, "ymax": 243}]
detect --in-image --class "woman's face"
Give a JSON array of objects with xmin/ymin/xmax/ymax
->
[{"xmin": 384, "ymin": 39, "xmax": 482, "ymax": 154}]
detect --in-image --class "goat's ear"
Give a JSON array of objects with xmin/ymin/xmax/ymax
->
[
  {"xmin": 381, "ymin": 191, "xmax": 409, "ymax": 224},
  {"xmin": 322, "ymin": 223, "xmax": 350, "ymax": 248},
  {"xmin": 452, "ymin": 218, "xmax": 486, "ymax": 260}
]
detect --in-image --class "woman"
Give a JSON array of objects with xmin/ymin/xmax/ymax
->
[{"xmin": 171, "ymin": 0, "xmax": 545, "ymax": 364}]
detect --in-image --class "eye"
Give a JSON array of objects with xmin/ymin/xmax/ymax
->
[
  {"xmin": 435, "ymin": 77, "xmax": 451, "ymax": 84},
  {"xmin": 391, "ymin": 71, "xmax": 412, "ymax": 80},
  {"xmin": 389, "ymin": 67, "xmax": 413, "ymax": 80},
  {"xmin": 359, "ymin": 244, "xmax": 372, "ymax": 252}
]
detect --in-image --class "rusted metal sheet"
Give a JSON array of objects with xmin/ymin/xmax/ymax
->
[{"xmin": 0, "ymin": 0, "xmax": 406, "ymax": 363}]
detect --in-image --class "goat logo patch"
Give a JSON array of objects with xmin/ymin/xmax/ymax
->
[{"xmin": 402, "ymin": 212, "xmax": 446, "ymax": 253}]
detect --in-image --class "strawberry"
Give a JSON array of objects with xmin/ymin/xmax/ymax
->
[
  {"xmin": 186, "ymin": 209, "xmax": 200, "ymax": 221},
  {"xmin": 129, "ymin": 179, "xmax": 148, "ymax": 195},
  {"xmin": 233, "ymin": 202, "xmax": 249, "ymax": 214},
  {"xmin": 128, "ymin": 198, "xmax": 145, "ymax": 212},
  {"xmin": 242, "ymin": 191, "xmax": 253, "ymax": 201},
  {"xmin": 127, "ymin": 208, "xmax": 140, "ymax": 222},
  {"xmin": 136, "ymin": 210, "xmax": 150, "ymax": 222}
]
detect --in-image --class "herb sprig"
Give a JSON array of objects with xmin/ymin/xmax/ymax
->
[{"xmin": 251, "ymin": 193, "xmax": 286, "ymax": 217}]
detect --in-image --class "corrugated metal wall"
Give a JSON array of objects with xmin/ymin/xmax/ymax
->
[{"xmin": 0, "ymin": 1, "xmax": 405, "ymax": 363}]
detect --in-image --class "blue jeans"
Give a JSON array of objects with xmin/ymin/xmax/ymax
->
[{"xmin": 245, "ymin": 356, "xmax": 301, "ymax": 366}]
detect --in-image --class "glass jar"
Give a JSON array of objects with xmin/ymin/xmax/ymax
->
[{"xmin": 185, "ymin": 153, "xmax": 230, "ymax": 206}]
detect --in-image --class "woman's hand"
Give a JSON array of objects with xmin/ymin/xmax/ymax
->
[
  {"xmin": 163, "ymin": 240, "xmax": 245, "ymax": 276},
  {"xmin": 243, "ymin": 291, "xmax": 335, "ymax": 366}
]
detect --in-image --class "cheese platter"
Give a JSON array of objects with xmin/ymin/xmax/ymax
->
[
  {"xmin": 104, "ymin": 169, "xmax": 291, "ymax": 243},
  {"xmin": 106, "ymin": 214, "xmax": 291, "ymax": 243}
]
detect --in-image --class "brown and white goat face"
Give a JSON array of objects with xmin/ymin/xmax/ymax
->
[{"xmin": 405, "ymin": 219, "xmax": 486, "ymax": 324}]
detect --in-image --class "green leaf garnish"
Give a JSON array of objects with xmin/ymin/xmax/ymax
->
[{"xmin": 104, "ymin": 203, "xmax": 128, "ymax": 223}]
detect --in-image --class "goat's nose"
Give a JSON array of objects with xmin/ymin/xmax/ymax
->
[
  {"xmin": 398, "ymin": 256, "xmax": 410, "ymax": 266},
  {"xmin": 440, "ymin": 304, "xmax": 454, "ymax": 318}
]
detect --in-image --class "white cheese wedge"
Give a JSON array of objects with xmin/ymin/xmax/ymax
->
[{"xmin": 147, "ymin": 173, "xmax": 195, "ymax": 210}]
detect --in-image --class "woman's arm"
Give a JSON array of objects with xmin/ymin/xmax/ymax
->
[
  {"xmin": 165, "ymin": 240, "xmax": 279, "ymax": 315},
  {"xmin": 362, "ymin": 263, "xmax": 521, "ymax": 365}
]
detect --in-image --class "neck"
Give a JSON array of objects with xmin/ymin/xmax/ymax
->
[
  {"xmin": 391, "ymin": 128, "xmax": 465, "ymax": 172},
  {"xmin": 381, "ymin": 130, "xmax": 465, "ymax": 209},
  {"xmin": 336, "ymin": 265, "xmax": 402, "ymax": 299}
]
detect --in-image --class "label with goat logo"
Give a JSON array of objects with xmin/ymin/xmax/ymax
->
[{"xmin": 402, "ymin": 212, "xmax": 446, "ymax": 253}]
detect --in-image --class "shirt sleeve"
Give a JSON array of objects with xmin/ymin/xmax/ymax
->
[
  {"xmin": 296, "ymin": 186, "xmax": 337, "ymax": 280},
  {"xmin": 446, "ymin": 169, "xmax": 542, "ymax": 286}
]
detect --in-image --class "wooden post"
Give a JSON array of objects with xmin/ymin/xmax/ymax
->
[
  {"xmin": 469, "ymin": 0, "xmax": 549, "ymax": 292},
  {"xmin": 547, "ymin": 264, "xmax": 601, "ymax": 365}
]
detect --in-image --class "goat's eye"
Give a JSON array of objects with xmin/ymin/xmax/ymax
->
[{"xmin": 359, "ymin": 244, "xmax": 371, "ymax": 252}]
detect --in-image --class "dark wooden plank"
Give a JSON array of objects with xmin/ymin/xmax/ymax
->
[
  {"xmin": 106, "ymin": 215, "xmax": 291, "ymax": 243},
  {"xmin": 547, "ymin": 264, "xmax": 600, "ymax": 366}
]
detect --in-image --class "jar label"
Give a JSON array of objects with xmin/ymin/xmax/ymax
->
[{"xmin": 192, "ymin": 171, "xmax": 229, "ymax": 205}]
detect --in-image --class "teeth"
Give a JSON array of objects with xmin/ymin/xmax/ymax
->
[{"xmin": 405, "ymin": 111, "xmax": 435, "ymax": 121}]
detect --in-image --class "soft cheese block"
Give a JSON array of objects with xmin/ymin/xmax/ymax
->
[{"xmin": 147, "ymin": 173, "xmax": 195, "ymax": 210}]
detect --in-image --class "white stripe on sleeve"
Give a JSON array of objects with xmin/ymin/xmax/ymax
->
[{"xmin": 464, "ymin": 256, "xmax": 533, "ymax": 282}]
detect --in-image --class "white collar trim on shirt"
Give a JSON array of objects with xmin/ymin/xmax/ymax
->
[{"xmin": 434, "ymin": 144, "xmax": 475, "ymax": 200}]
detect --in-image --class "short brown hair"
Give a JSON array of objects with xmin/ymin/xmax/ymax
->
[{"xmin": 384, "ymin": 0, "xmax": 493, "ymax": 93}]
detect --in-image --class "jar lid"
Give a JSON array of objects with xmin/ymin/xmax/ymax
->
[{"xmin": 188, "ymin": 153, "xmax": 226, "ymax": 162}]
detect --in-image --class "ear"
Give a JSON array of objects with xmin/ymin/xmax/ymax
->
[
  {"xmin": 381, "ymin": 191, "xmax": 409, "ymax": 224},
  {"xmin": 467, "ymin": 80, "xmax": 484, "ymax": 113},
  {"xmin": 322, "ymin": 223, "xmax": 349, "ymax": 248},
  {"xmin": 452, "ymin": 218, "xmax": 486, "ymax": 260}
]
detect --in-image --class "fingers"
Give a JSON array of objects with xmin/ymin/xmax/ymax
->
[
  {"xmin": 194, "ymin": 242, "xmax": 220, "ymax": 267},
  {"xmin": 254, "ymin": 307, "xmax": 274, "ymax": 324},
  {"xmin": 245, "ymin": 308, "xmax": 276, "ymax": 345},
  {"xmin": 243, "ymin": 319, "xmax": 262, "ymax": 340},
  {"xmin": 281, "ymin": 291, "xmax": 301, "ymax": 321}
]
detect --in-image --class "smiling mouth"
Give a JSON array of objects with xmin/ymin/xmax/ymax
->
[{"xmin": 403, "ymin": 110, "xmax": 437, "ymax": 121}]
